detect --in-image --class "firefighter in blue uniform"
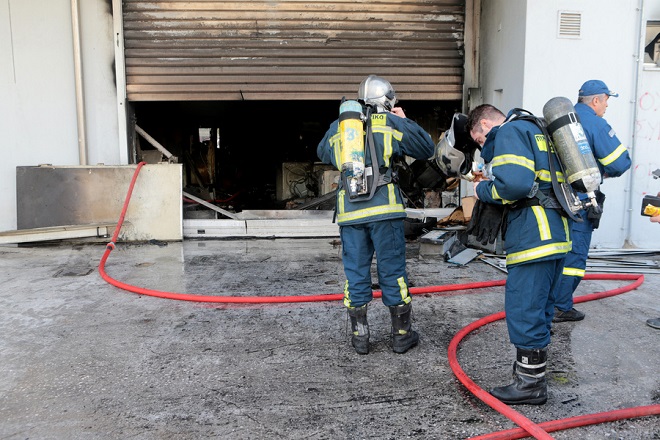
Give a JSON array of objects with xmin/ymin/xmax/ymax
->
[
  {"xmin": 317, "ymin": 75, "xmax": 435, "ymax": 355},
  {"xmin": 552, "ymin": 80, "xmax": 632, "ymax": 323},
  {"xmin": 466, "ymin": 104, "xmax": 573, "ymax": 405}
]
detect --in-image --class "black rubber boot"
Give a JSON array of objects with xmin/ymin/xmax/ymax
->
[
  {"xmin": 552, "ymin": 307, "xmax": 585, "ymax": 322},
  {"xmin": 389, "ymin": 303, "xmax": 419, "ymax": 354},
  {"xmin": 347, "ymin": 305, "xmax": 369, "ymax": 354},
  {"xmin": 490, "ymin": 347, "xmax": 548, "ymax": 405}
]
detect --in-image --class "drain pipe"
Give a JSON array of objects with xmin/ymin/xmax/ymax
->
[
  {"xmin": 71, "ymin": 0, "xmax": 88, "ymax": 165},
  {"xmin": 625, "ymin": 0, "xmax": 646, "ymax": 246}
]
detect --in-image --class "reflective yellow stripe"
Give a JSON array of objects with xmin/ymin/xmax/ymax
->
[
  {"xmin": 562, "ymin": 216, "xmax": 570, "ymax": 242},
  {"xmin": 338, "ymin": 190, "xmax": 345, "ymax": 216},
  {"xmin": 338, "ymin": 204, "xmax": 405, "ymax": 223},
  {"xmin": 490, "ymin": 185, "xmax": 515, "ymax": 204},
  {"xmin": 563, "ymin": 267, "xmax": 585, "ymax": 277},
  {"xmin": 397, "ymin": 277, "xmax": 411, "ymax": 304},
  {"xmin": 536, "ymin": 169, "xmax": 566, "ymax": 183},
  {"xmin": 387, "ymin": 183, "xmax": 396, "ymax": 204},
  {"xmin": 532, "ymin": 206, "xmax": 551, "ymax": 241},
  {"xmin": 506, "ymin": 241, "xmax": 572, "ymax": 265},
  {"xmin": 338, "ymin": 184, "xmax": 403, "ymax": 223},
  {"xmin": 384, "ymin": 132, "xmax": 392, "ymax": 166},
  {"xmin": 491, "ymin": 154, "xmax": 535, "ymax": 173},
  {"xmin": 330, "ymin": 133, "xmax": 341, "ymax": 166},
  {"xmin": 343, "ymin": 280, "xmax": 351, "ymax": 307},
  {"xmin": 373, "ymin": 125, "xmax": 398, "ymax": 166},
  {"xmin": 599, "ymin": 144, "xmax": 627, "ymax": 166}
]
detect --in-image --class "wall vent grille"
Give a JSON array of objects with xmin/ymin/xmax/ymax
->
[{"xmin": 558, "ymin": 11, "xmax": 582, "ymax": 39}]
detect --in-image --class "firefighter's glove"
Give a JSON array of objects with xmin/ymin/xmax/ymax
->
[
  {"xmin": 586, "ymin": 190, "xmax": 606, "ymax": 229},
  {"xmin": 466, "ymin": 200, "xmax": 507, "ymax": 245}
]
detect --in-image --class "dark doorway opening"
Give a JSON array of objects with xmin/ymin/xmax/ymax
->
[{"xmin": 130, "ymin": 100, "xmax": 461, "ymax": 216}]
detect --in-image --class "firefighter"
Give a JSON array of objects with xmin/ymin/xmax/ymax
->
[
  {"xmin": 551, "ymin": 80, "xmax": 632, "ymax": 323},
  {"xmin": 466, "ymin": 104, "xmax": 573, "ymax": 405},
  {"xmin": 317, "ymin": 75, "xmax": 435, "ymax": 355}
]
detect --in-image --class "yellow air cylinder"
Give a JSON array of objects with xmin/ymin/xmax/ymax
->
[{"xmin": 339, "ymin": 100, "xmax": 367, "ymax": 198}]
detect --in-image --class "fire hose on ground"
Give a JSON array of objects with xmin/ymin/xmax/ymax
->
[{"xmin": 98, "ymin": 162, "xmax": 659, "ymax": 439}]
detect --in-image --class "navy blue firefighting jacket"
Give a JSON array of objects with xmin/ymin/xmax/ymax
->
[
  {"xmin": 475, "ymin": 112, "xmax": 573, "ymax": 266},
  {"xmin": 317, "ymin": 111, "xmax": 434, "ymax": 226}
]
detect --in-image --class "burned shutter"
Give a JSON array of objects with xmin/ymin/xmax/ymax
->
[{"xmin": 123, "ymin": 1, "xmax": 465, "ymax": 101}]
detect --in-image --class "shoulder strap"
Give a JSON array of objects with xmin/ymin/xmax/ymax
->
[
  {"xmin": 506, "ymin": 109, "xmax": 582, "ymax": 222},
  {"xmin": 349, "ymin": 107, "xmax": 389, "ymax": 202},
  {"xmin": 363, "ymin": 111, "xmax": 381, "ymax": 201}
]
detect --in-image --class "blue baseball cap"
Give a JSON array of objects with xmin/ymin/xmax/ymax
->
[{"xmin": 578, "ymin": 80, "xmax": 619, "ymax": 97}]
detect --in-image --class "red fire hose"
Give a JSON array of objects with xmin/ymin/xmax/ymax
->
[{"xmin": 99, "ymin": 162, "xmax": 658, "ymax": 439}]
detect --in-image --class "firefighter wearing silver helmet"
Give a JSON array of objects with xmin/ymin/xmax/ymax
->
[
  {"xmin": 317, "ymin": 75, "xmax": 435, "ymax": 355},
  {"xmin": 434, "ymin": 113, "xmax": 481, "ymax": 181},
  {"xmin": 358, "ymin": 75, "xmax": 397, "ymax": 113}
]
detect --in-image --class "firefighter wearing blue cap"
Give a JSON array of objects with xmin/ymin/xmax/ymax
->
[
  {"xmin": 551, "ymin": 80, "xmax": 632, "ymax": 323},
  {"xmin": 317, "ymin": 75, "xmax": 435, "ymax": 355}
]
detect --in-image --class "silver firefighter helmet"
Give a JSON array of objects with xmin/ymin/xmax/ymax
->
[
  {"xmin": 358, "ymin": 75, "xmax": 397, "ymax": 112},
  {"xmin": 434, "ymin": 113, "xmax": 480, "ymax": 180}
]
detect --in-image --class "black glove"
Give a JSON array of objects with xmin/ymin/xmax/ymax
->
[
  {"xmin": 586, "ymin": 190, "xmax": 606, "ymax": 229},
  {"xmin": 466, "ymin": 200, "xmax": 507, "ymax": 245}
]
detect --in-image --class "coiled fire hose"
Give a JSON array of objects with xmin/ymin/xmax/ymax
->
[{"xmin": 99, "ymin": 162, "xmax": 659, "ymax": 439}]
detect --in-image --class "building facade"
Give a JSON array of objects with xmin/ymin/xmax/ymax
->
[{"xmin": 1, "ymin": 0, "xmax": 659, "ymax": 248}]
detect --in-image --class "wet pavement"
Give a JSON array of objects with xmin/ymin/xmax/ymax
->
[{"xmin": 0, "ymin": 238, "xmax": 658, "ymax": 439}]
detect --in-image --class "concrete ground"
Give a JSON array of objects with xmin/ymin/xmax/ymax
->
[{"xmin": 1, "ymin": 238, "xmax": 658, "ymax": 439}]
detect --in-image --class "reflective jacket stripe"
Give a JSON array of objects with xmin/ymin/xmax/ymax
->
[
  {"xmin": 532, "ymin": 206, "xmax": 552, "ymax": 241},
  {"xmin": 491, "ymin": 154, "xmax": 536, "ymax": 173},
  {"xmin": 598, "ymin": 144, "xmax": 627, "ymax": 166},
  {"xmin": 536, "ymin": 169, "xmax": 566, "ymax": 183},
  {"xmin": 330, "ymin": 133, "xmax": 341, "ymax": 168},
  {"xmin": 506, "ymin": 241, "xmax": 572, "ymax": 265},
  {"xmin": 373, "ymin": 125, "xmax": 399, "ymax": 166},
  {"xmin": 337, "ymin": 203, "xmax": 406, "ymax": 223},
  {"xmin": 490, "ymin": 185, "xmax": 515, "ymax": 205},
  {"xmin": 336, "ymin": 184, "xmax": 404, "ymax": 223},
  {"xmin": 338, "ymin": 190, "xmax": 345, "ymax": 216},
  {"xmin": 563, "ymin": 267, "xmax": 585, "ymax": 277}
]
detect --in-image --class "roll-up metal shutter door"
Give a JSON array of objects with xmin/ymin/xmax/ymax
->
[{"xmin": 123, "ymin": 1, "xmax": 465, "ymax": 101}]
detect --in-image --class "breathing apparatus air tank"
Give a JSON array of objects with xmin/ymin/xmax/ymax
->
[
  {"xmin": 542, "ymin": 96, "xmax": 602, "ymax": 212},
  {"xmin": 339, "ymin": 100, "xmax": 368, "ymax": 199}
]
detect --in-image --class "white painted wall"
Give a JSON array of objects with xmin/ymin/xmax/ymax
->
[
  {"xmin": 523, "ymin": 1, "xmax": 641, "ymax": 248},
  {"xmin": 628, "ymin": 0, "xmax": 660, "ymax": 248},
  {"xmin": 0, "ymin": 0, "xmax": 120, "ymax": 232},
  {"xmin": 2, "ymin": 0, "xmax": 658, "ymax": 248},
  {"xmin": 479, "ymin": 0, "xmax": 660, "ymax": 248}
]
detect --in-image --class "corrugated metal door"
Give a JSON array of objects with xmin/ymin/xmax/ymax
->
[{"xmin": 123, "ymin": 1, "xmax": 465, "ymax": 101}]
